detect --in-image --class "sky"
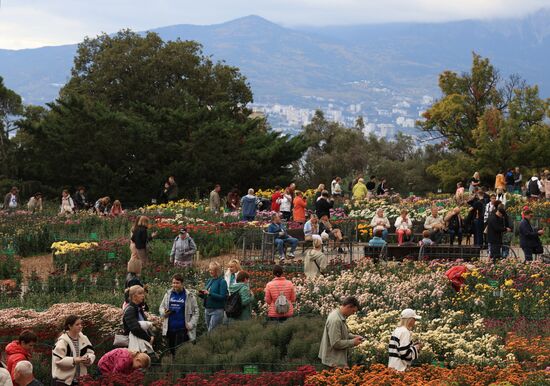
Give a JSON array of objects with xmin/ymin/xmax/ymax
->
[{"xmin": 0, "ymin": 0, "xmax": 549, "ymax": 49}]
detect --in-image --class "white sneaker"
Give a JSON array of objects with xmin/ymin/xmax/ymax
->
[{"xmin": 288, "ymin": 252, "xmax": 295, "ymax": 258}]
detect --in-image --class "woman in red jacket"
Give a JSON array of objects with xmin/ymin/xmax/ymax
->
[
  {"xmin": 264, "ymin": 265, "xmax": 296, "ymax": 322},
  {"xmin": 271, "ymin": 186, "xmax": 283, "ymax": 213}
]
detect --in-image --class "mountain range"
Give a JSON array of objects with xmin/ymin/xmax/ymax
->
[{"xmin": 0, "ymin": 11, "xmax": 548, "ymax": 130}]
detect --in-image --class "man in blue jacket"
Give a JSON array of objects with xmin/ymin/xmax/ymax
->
[
  {"xmin": 519, "ymin": 210, "xmax": 544, "ymax": 262},
  {"xmin": 241, "ymin": 188, "xmax": 260, "ymax": 221},
  {"xmin": 267, "ymin": 214, "xmax": 298, "ymax": 263}
]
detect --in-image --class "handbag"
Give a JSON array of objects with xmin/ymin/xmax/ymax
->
[
  {"xmin": 113, "ymin": 334, "xmax": 129, "ymax": 347},
  {"xmin": 533, "ymin": 240, "xmax": 544, "ymax": 255}
]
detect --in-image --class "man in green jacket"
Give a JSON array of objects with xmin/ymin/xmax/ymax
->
[
  {"xmin": 228, "ymin": 271, "xmax": 254, "ymax": 321},
  {"xmin": 318, "ymin": 297, "xmax": 363, "ymax": 368}
]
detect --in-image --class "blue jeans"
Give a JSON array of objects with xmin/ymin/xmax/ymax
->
[
  {"xmin": 275, "ymin": 237, "xmax": 298, "ymax": 256},
  {"xmin": 205, "ymin": 308, "xmax": 224, "ymax": 332},
  {"xmin": 242, "ymin": 215, "xmax": 255, "ymax": 221},
  {"xmin": 449, "ymin": 229, "xmax": 462, "ymax": 245},
  {"xmin": 380, "ymin": 229, "xmax": 389, "ymax": 240}
]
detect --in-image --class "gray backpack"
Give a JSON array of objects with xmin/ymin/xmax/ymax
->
[{"xmin": 275, "ymin": 291, "xmax": 290, "ymax": 314}]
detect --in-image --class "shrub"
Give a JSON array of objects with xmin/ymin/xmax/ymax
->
[{"xmin": 172, "ymin": 317, "xmax": 325, "ymax": 373}]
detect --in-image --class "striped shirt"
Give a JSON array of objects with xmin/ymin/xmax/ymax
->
[
  {"xmin": 388, "ymin": 326, "xmax": 418, "ymax": 371},
  {"xmin": 71, "ymin": 337, "xmax": 81, "ymax": 379}
]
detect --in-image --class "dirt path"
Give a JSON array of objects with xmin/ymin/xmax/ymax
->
[
  {"xmin": 19, "ymin": 254, "xmax": 54, "ymax": 283},
  {"xmin": 194, "ymin": 252, "xmax": 240, "ymax": 269}
]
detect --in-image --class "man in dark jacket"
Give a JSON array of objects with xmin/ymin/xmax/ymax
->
[
  {"xmin": 123, "ymin": 285, "xmax": 153, "ymax": 344},
  {"xmin": 73, "ymin": 186, "xmax": 90, "ymax": 211},
  {"xmin": 166, "ymin": 176, "xmax": 178, "ymax": 202},
  {"xmin": 519, "ymin": 210, "xmax": 544, "ymax": 262},
  {"xmin": 487, "ymin": 208, "xmax": 510, "ymax": 262},
  {"xmin": 467, "ymin": 193, "xmax": 485, "ymax": 247},
  {"xmin": 315, "ymin": 191, "xmax": 334, "ymax": 219}
]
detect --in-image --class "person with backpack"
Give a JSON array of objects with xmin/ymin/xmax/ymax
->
[
  {"xmin": 264, "ymin": 265, "xmax": 296, "ymax": 322},
  {"xmin": 159, "ymin": 274, "xmax": 199, "ymax": 356},
  {"xmin": 51, "ymin": 315, "xmax": 95, "ymax": 385},
  {"xmin": 319, "ymin": 297, "xmax": 363, "ymax": 368},
  {"xmin": 527, "ymin": 175, "xmax": 543, "ymax": 200},
  {"xmin": 169, "ymin": 228, "xmax": 197, "ymax": 267},
  {"xmin": 226, "ymin": 271, "xmax": 254, "ymax": 322},
  {"xmin": 198, "ymin": 262, "xmax": 228, "ymax": 332}
]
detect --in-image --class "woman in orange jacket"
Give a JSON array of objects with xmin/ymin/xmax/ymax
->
[{"xmin": 292, "ymin": 191, "xmax": 307, "ymax": 223}]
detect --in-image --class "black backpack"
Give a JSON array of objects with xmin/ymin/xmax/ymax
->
[
  {"xmin": 528, "ymin": 179, "xmax": 541, "ymax": 196},
  {"xmin": 225, "ymin": 290, "xmax": 243, "ymax": 318}
]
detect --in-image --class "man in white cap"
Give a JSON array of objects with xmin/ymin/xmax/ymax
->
[
  {"xmin": 170, "ymin": 228, "xmax": 197, "ymax": 267},
  {"xmin": 388, "ymin": 309, "xmax": 423, "ymax": 371}
]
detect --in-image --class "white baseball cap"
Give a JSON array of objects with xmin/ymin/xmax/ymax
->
[{"xmin": 400, "ymin": 308, "xmax": 422, "ymax": 320}]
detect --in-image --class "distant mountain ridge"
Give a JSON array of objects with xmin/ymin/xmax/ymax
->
[{"xmin": 0, "ymin": 12, "xmax": 548, "ymax": 108}]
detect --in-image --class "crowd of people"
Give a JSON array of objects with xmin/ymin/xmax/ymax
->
[
  {"xmin": 1, "ymin": 186, "xmax": 124, "ymax": 217},
  {"xmin": 1, "ymin": 170, "xmax": 548, "ymax": 383}
]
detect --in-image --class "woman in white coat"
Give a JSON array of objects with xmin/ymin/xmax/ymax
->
[{"xmin": 52, "ymin": 315, "xmax": 95, "ymax": 385}]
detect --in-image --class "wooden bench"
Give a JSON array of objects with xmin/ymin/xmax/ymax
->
[
  {"xmin": 262, "ymin": 229, "xmax": 312, "ymax": 260},
  {"xmin": 418, "ymin": 245, "xmax": 481, "ymax": 260},
  {"xmin": 364, "ymin": 244, "xmax": 420, "ymax": 261},
  {"xmin": 364, "ymin": 244, "xmax": 481, "ymax": 261}
]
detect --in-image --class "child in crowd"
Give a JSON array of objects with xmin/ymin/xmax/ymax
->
[{"xmin": 419, "ymin": 230, "xmax": 434, "ymax": 246}]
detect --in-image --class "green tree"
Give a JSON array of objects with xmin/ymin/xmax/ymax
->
[
  {"xmin": 420, "ymin": 54, "xmax": 549, "ymax": 190},
  {"xmin": 0, "ymin": 76, "xmax": 23, "ymax": 178},
  {"xmin": 17, "ymin": 31, "xmax": 306, "ymax": 204},
  {"xmin": 296, "ymin": 111, "xmax": 443, "ymax": 194},
  {"xmin": 418, "ymin": 53, "xmax": 524, "ymax": 154}
]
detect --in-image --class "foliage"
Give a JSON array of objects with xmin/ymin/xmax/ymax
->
[
  {"xmin": 171, "ymin": 317, "xmax": 325, "ymax": 372},
  {"xmin": 13, "ymin": 30, "xmax": 307, "ymax": 204},
  {"xmin": 0, "ymin": 252, "xmax": 21, "ymax": 277},
  {"xmin": 419, "ymin": 53, "xmax": 550, "ymax": 189},
  {"xmin": 0, "ymin": 76, "xmax": 23, "ymax": 178},
  {"xmin": 295, "ymin": 111, "xmax": 443, "ymax": 194}
]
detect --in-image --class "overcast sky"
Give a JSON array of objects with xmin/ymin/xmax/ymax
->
[{"xmin": 0, "ymin": 0, "xmax": 548, "ymax": 49}]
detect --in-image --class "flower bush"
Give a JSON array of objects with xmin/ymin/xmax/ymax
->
[
  {"xmin": 292, "ymin": 260, "xmax": 454, "ymax": 318},
  {"xmin": 152, "ymin": 366, "xmax": 316, "ymax": 386},
  {"xmin": 304, "ymin": 364, "xmax": 549, "ymax": 386},
  {"xmin": 51, "ymin": 241, "xmax": 99, "ymax": 255},
  {"xmin": 454, "ymin": 259, "xmax": 549, "ymax": 319},
  {"xmin": 347, "ymin": 310, "xmax": 507, "ymax": 368}
]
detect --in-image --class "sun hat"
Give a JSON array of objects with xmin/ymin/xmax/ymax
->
[{"xmin": 400, "ymin": 308, "xmax": 421, "ymax": 320}]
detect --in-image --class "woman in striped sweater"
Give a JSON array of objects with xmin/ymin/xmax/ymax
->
[{"xmin": 388, "ymin": 309, "xmax": 423, "ymax": 371}]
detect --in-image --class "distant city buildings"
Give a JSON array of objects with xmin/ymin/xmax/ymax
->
[{"xmin": 250, "ymin": 90, "xmax": 434, "ymax": 139}]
